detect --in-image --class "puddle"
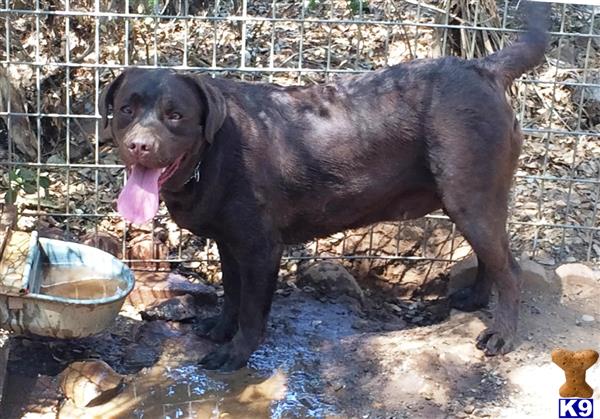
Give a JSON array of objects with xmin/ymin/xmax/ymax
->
[
  {"xmin": 141, "ymin": 294, "xmax": 347, "ymax": 418},
  {"xmin": 1, "ymin": 292, "xmax": 367, "ymax": 418}
]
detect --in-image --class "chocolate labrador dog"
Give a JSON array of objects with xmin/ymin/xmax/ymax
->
[{"xmin": 101, "ymin": 3, "xmax": 549, "ymax": 370}]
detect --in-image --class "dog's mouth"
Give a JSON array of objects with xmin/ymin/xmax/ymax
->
[
  {"xmin": 117, "ymin": 154, "xmax": 185, "ymax": 224},
  {"xmin": 158, "ymin": 154, "xmax": 185, "ymax": 187}
]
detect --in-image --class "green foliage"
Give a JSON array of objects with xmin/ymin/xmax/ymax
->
[
  {"xmin": 3, "ymin": 168, "xmax": 50, "ymax": 205},
  {"xmin": 348, "ymin": 0, "xmax": 365, "ymax": 14},
  {"xmin": 307, "ymin": 0, "xmax": 367, "ymax": 14}
]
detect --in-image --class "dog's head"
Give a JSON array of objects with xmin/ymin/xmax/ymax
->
[
  {"xmin": 101, "ymin": 68, "xmax": 226, "ymax": 178},
  {"xmin": 100, "ymin": 68, "xmax": 226, "ymax": 224}
]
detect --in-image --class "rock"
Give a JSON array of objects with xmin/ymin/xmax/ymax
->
[
  {"xmin": 140, "ymin": 294, "xmax": 197, "ymax": 322},
  {"xmin": 556, "ymin": 263, "xmax": 596, "ymax": 282},
  {"xmin": 463, "ymin": 404, "xmax": 475, "ymax": 414},
  {"xmin": 556, "ymin": 263, "xmax": 598, "ymax": 301},
  {"xmin": 126, "ymin": 272, "xmax": 217, "ymax": 310},
  {"xmin": 582, "ymin": 314, "xmax": 595, "ymax": 323},
  {"xmin": 519, "ymin": 257, "xmax": 548, "ymax": 284},
  {"xmin": 535, "ymin": 256, "xmax": 556, "ymax": 266},
  {"xmin": 80, "ymin": 231, "xmax": 122, "ymax": 258},
  {"xmin": 59, "ymin": 360, "xmax": 125, "ymax": 408},
  {"xmin": 298, "ymin": 261, "xmax": 364, "ymax": 302},
  {"xmin": 448, "ymin": 253, "xmax": 478, "ymax": 293},
  {"xmin": 384, "ymin": 302, "xmax": 403, "ymax": 314}
]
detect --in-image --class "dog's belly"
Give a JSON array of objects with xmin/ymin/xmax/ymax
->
[{"xmin": 279, "ymin": 186, "xmax": 442, "ymax": 244}]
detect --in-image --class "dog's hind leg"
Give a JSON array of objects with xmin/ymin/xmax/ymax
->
[
  {"xmin": 430, "ymin": 121, "xmax": 522, "ymax": 355},
  {"xmin": 446, "ymin": 191, "xmax": 521, "ymax": 355},
  {"xmin": 440, "ymin": 175, "xmax": 521, "ymax": 356}
]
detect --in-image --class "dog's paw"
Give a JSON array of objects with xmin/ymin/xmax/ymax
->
[
  {"xmin": 195, "ymin": 315, "xmax": 238, "ymax": 343},
  {"xmin": 199, "ymin": 342, "xmax": 248, "ymax": 371},
  {"xmin": 476, "ymin": 326, "xmax": 515, "ymax": 356},
  {"xmin": 449, "ymin": 286, "xmax": 489, "ymax": 312}
]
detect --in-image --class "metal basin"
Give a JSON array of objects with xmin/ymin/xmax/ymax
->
[{"xmin": 0, "ymin": 231, "xmax": 135, "ymax": 339}]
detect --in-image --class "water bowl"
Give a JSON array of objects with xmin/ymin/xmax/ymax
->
[{"xmin": 0, "ymin": 230, "xmax": 135, "ymax": 339}]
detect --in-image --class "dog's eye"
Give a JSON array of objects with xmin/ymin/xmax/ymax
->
[
  {"xmin": 168, "ymin": 112, "xmax": 182, "ymax": 121},
  {"xmin": 120, "ymin": 105, "xmax": 133, "ymax": 115}
]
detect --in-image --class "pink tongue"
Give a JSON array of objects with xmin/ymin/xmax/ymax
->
[{"xmin": 117, "ymin": 164, "xmax": 162, "ymax": 224}]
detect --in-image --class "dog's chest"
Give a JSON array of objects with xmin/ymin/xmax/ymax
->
[{"xmin": 161, "ymin": 192, "xmax": 210, "ymax": 235}]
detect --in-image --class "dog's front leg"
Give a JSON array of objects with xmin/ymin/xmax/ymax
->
[
  {"xmin": 196, "ymin": 241, "xmax": 240, "ymax": 342},
  {"xmin": 199, "ymin": 239, "xmax": 283, "ymax": 371}
]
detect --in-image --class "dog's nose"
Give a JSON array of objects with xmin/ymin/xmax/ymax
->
[{"xmin": 127, "ymin": 139, "xmax": 152, "ymax": 157}]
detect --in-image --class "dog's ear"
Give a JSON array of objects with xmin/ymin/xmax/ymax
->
[
  {"xmin": 99, "ymin": 71, "xmax": 127, "ymax": 130},
  {"xmin": 184, "ymin": 74, "xmax": 227, "ymax": 144}
]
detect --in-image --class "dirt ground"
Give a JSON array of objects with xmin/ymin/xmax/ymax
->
[{"xmin": 0, "ymin": 258, "xmax": 599, "ymax": 419}]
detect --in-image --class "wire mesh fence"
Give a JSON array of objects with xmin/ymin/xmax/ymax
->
[{"xmin": 0, "ymin": 0, "xmax": 599, "ymax": 284}]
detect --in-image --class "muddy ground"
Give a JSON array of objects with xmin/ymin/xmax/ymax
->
[{"xmin": 1, "ymin": 258, "xmax": 599, "ymax": 419}]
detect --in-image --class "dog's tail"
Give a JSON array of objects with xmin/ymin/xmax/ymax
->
[{"xmin": 482, "ymin": 1, "xmax": 550, "ymax": 87}]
